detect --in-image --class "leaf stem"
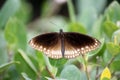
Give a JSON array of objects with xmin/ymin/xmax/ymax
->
[
  {"xmin": 44, "ymin": 55, "xmax": 55, "ymax": 79},
  {"xmin": 46, "ymin": 66, "xmax": 55, "ymax": 79},
  {"xmin": 107, "ymin": 55, "xmax": 116, "ymax": 67},
  {"xmin": 82, "ymin": 54, "xmax": 90, "ymax": 80},
  {"xmin": 95, "ymin": 56, "xmax": 100, "ymax": 80}
]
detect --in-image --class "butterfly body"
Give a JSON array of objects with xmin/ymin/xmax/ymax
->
[{"xmin": 29, "ymin": 29, "xmax": 101, "ymax": 59}]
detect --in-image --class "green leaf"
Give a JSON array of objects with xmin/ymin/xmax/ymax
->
[
  {"xmin": 0, "ymin": 0, "xmax": 20, "ymax": 28},
  {"xmin": 0, "ymin": 61, "xmax": 19, "ymax": 72},
  {"xmin": 60, "ymin": 65, "xmax": 86, "ymax": 80},
  {"xmin": 14, "ymin": 49, "xmax": 38, "ymax": 79},
  {"xmin": 14, "ymin": 2, "xmax": 31, "ymax": 23},
  {"xmin": 36, "ymin": 51, "xmax": 45, "ymax": 71},
  {"xmin": 103, "ymin": 21, "xmax": 118, "ymax": 38},
  {"xmin": 104, "ymin": 1, "xmax": 120, "ymax": 22},
  {"xmin": 112, "ymin": 29, "xmax": 120, "ymax": 44},
  {"xmin": 106, "ymin": 42, "xmax": 120, "ymax": 56},
  {"xmin": 49, "ymin": 58, "xmax": 67, "ymax": 67},
  {"xmin": 43, "ymin": 56, "xmax": 58, "ymax": 76},
  {"xmin": 67, "ymin": 0, "xmax": 76, "ymax": 22},
  {"xmin": 21, "ymin": 72, "xmax": 32, "ymax": 80},
  {"xmin": 68, "ymin": 22, "xmax": 86, "ymax": 34},
  {"xmin": 103, "ymin": 50, "xmax": 112, "ymax": 65},
  {"xmin": 0, "ymin": 32, "xmax": 8, "ymax": 65},
  {"xmin": 110, "ymin": 61, "xmax": 120, "ymax": 71},
  {"xmin": 4, "ymin": 17, "xmax": 27, "ymax": 50},
  {"xmin": 77, "ymin": 0, "xmax": 106, "ymax": 29},
  {"xmin": 92, "ymin": 16, "xmax": 104, "ymax": 38},
  {"xmin": 18, "ymin": 49, "xmax": 38, "ymax": 74}
]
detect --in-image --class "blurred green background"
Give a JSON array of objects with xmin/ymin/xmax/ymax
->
[{"xmin": 0, "ymin": 0, "xmax": 120, "ymax": 80}]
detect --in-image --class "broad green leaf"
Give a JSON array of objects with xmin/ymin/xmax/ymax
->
[
  {"xmin": 68, "ymin": 22, "xmax": 86, "ymax": 34},
  {"xmin": 0, "ymin": 61, "xmax": 19, "ymax": 72},
  {"xmin": 104, "ymin": 1, "xmax": 120, "ymax": 22},
  {"xmin": 14, "ymin": 49, "xmax": 38, "ymax": 79},
  {"xmin": 4, "ymin": 18, "xmax": 27, "ymax": 50},
  {"xmin": 106, "ymin": 42, "xmax": 120, "ymax": 56},
  {"xmin": 60, "ymin": 65, "xmax": 86, "ymax": 80},
  {"xmin": 0, "ymin": 0, "xmax": 20, "ymax": 28},
  {"xmin": 103, "ymin": 21, "xmax": 118, "ymax": 38},
  {"xmin": 18, "ymin": 49, "xmax": 38, "ymax": 74},
  {"xmin": 110, "ymin": 61, "xmax": 120, "ymax": 71},
  {"xmin": 100, "ymin": 67, "xmax": 111, "ymax": 80}
]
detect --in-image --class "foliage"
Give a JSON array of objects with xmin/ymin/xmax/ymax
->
[{"xmin": 0, "ymin": 0, "xmax": 120, "ymax": 80}]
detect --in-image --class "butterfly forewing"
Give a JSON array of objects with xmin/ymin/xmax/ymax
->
[
  {"xmin": 29, "ymin": 32, "xmax": 63, "ymax": 59},
  {"xmin": 64, "ymin": 32, "xmax": 101, "ymax": 58}
]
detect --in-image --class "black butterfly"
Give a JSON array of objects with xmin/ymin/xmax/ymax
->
[{"xmin": 29, "ymin": 29, "xmax": 101, "ymax": 59}]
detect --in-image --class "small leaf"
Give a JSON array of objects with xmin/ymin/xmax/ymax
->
[
  {"xmin": 106, "ymin": 42, "xmax": 120, "ymax": 55},
  {"xmin": 100, "ymin": 67, "xmax": 111, "ymax": 80},
  {"xmin": 103, "ymin": 21, "xmax": 118, "ymax": 38}
]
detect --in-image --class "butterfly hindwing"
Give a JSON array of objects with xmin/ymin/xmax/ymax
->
[
  {"xmin": 64, "ymin": 32, "xmax": 100, "ymax": 58},
  {"xmin": 29, "ymin": 32, "xmax": 63, "ymax": 59}
]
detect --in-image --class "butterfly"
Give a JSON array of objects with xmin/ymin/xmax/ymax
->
[{"xmin": 29, "ymin": 29, "xmax": 101, "ymax": 59}]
